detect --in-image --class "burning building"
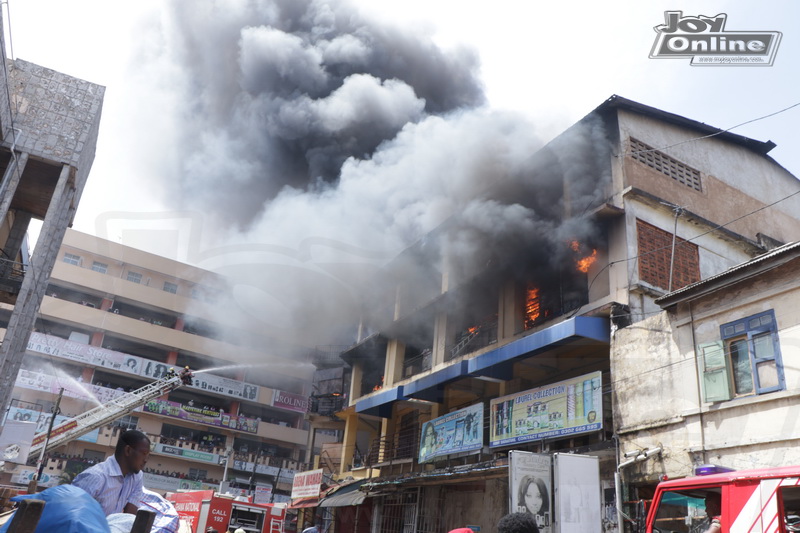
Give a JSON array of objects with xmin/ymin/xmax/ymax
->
[{"xmin": 303, "ymin": 95, "xmax": 800, "ymax": 533}]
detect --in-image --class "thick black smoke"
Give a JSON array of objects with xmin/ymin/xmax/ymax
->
[
  {"xmin": 160, "ymin": 0, "xmax": 484, "ymax": 227},
  {"xmin": 138, "ymin": 0, "xmax": 612, "ymax": 348}
]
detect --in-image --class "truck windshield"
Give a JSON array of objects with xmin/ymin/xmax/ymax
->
[{"xmin": 652, "ymin": 489, "xmax": 721, "ymax": 533}]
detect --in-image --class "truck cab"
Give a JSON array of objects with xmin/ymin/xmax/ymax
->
[{"xmin": 646, "ymin": 466, "xmax": 800, "ymax": 533}]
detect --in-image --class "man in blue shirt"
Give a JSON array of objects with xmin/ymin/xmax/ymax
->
[{"xmin": 72, "ymin": 429, "xmax": 150, "ymax": 515}]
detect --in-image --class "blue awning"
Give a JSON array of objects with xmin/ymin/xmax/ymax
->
[
  {"xmin": 468, "ymin": 316, "xmax": 609, "ymax": 377},
  {"xmin": 403, "ymin": 361, "xmax": 469, "ymax": 402},
  {"xmin": 353, "ymin": 316, "xmax": 609, "ymax": 416},
  {"xmin": 355, "ymin": 386, "xmax": 405, "ymax": 418}
]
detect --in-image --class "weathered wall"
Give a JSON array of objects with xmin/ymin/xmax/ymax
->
[
  {"xmin": 617, "ymin": 109, "xmax": 800, "ymax": 244},
  {"xmin": 613, "ymin": 256, "xmax": 800, "ymax": 479}
]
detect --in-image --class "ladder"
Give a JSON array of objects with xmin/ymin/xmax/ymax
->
[{"xmin": 29, "ymin": 368, "xmax": 193, "ymax": 455}]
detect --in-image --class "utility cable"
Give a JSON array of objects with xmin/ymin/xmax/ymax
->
[{"xmin": 619, "ymin": 100, "xmax": 800, "ymax": 158}]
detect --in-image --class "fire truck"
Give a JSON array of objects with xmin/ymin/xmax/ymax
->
[
  {"xmin": 643, "ymin": 465, "xmax": 800, "ymax": 533},
  {"xmin": 167, "ymin": 490, "xmax": 286, "ymax": 533},
  {"xmin": 28, "ymin": 367, "xmax": 195, "ymax": 455}
]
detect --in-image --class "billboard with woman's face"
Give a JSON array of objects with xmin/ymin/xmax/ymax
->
[
  {"xmin": 418, "ymin": 402, "xmax": 484, "ymax": 463},
  {"xmin": 509, "ymin": 451, "xmax": 552, "ymax": 533}
]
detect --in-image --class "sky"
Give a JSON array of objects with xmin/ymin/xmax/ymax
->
[{"xmin": 4, "ymin": 0, "xmax": 799, "ymax": 346}]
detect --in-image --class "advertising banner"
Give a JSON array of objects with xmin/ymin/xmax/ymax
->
[
  {"xmin": 155, "ymin": 443, "xmax": 220, "ymax": 464},
  {"xmin": 291, "ymin": 469, "xmax": 323, "ymax": 500},
  {"xmin": 11, "ymin": 469, "xmax": 58, "ymax": 488},
  {"xmin": 27, "ymin": 331, "xmax": 261, "ymax": 401},
  {"xmin": 5, "ymin": 408, "xmax": 100, "ymax": 444},
  {"xmin": 143, "ymin": 399, "xmax": 259, "ymax": 433},
  {"xmin": 144, "ymin": 471, "xmax": 204, "ymax": 492},
  {"xmin": 189, "ymin": 372, "xmax": 259, "ymax": 400},
  {"xmin": 273, "ymin": 390, "xmax": 308, "ymax": 413},
  {"xmin": 418, "ymin": 402, "xmax": 484, "ymax": 463},
  {"xmin": 509, "ymin": 451, "xmax": 552, "ymax": 533},
  {"xmin": 254, "ymin": 485, "xmax": 274, "ymax": 504},
  {"xmin": 14, "ymin": 369, "xmax": 128, "ymax": 406},
  {"xmin": 490, "ymin": 371, "xmax": 602, "ymax": 447}
]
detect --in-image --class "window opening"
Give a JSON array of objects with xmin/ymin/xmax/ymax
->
[{"xmin": 63, "ymin": 253, "xmax": 80, "ymax": 266}]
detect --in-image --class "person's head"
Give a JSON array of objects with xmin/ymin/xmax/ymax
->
[
  {"xmin": 498, "ymin": 512, "xmax": 539, "ymax": 533},
  {"xmin": 518, "ymin": 476, "xmax": 549, "ymax": 515},
  {"xmin": 115, "ymin": 429, "xmax": 150, "ymax": 475},
  {"xmin": 705, "ymin": 492, "xmax": 722, "ymax": 517},
  {"xmin": 423, "ymin": 423, "xmax": 437, "ymax": 446},
  {"xmin": 233, "ymin": 529, "xmax": 246, "ymax": 533}
]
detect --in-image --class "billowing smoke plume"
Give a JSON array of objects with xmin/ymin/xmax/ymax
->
[{"xmin": 139, "ymin": 0, "xmax": 611, "ymax": 349}]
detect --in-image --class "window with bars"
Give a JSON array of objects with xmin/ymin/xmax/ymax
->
[
  {"xmin": 127, "ymin": 271, "xmax": 143, "ymax": 284},
  {"xmin": 629, "ymin": 137, "xmax": 702, "ymax": 191},
  {"xmin": 63, "ymin": 253, "xmax": 81, "ymax": 266},
  {"xmin": 163, "ymin": 281, "xmax": 178, "ymax": 294},
  {"xmin": 91, "ymin": 261, "xmax": 108, "ymax": 274}
]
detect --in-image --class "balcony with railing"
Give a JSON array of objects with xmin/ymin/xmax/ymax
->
[
  {"xmin": 0, "ymin": 256, "xmax": 26, "ymax": 301},
  {"xmin": 365, "ymin": 425, "xmax": 419, "ymax": 467},
  {"xmin": 446, "ymin": 314, "xmax": 498, "ymax": 362},
  {"xmin": 402, "ymin": 348, "xmax": 432, "ymax": 380},
  {"xmin": 309, "ymin": 393, "xmax": 346, "ymax": 417}
]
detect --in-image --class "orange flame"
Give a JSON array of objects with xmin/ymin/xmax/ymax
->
[
  {"xmin": 570, "ymin": 240, "xmax": 597, "ymax": 273},
  {"xmin": 525, "ymin": 285, "xmax": 540, "ymax": 324},
  {"xmin": 576, "ymin": 249, "xmax": 598, "ymax": 273}
]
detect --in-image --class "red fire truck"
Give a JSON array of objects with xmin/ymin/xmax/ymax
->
[
  {"xmin": 644, "ymin": 465, "xmax": 800, "ymax": 533},
  {"xmin": 167, "ymin": 490, "xmax": 286, "ymax": 533}
]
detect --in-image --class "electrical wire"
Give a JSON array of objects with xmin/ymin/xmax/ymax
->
[{"xmin": 618, "ymin": 100, "xmax": 800, "ymax": 159}]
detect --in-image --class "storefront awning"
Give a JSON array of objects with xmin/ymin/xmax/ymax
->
[
  {"xmin": 354, "ymin": 386, "xmax": 405, "ymax": 418},
  {"xmin": 318, "ymin": 480, "xmax": 368, "ymax": 507},
  {"xmin": 467, "ymin": 316, "xmax": 609, "ymax": 378},
  {"xmin": 403, "ymin": 361, "xmax": 469, "ymax": 403},
  {"xmin": 288, "ymin": 497, "xmax": 319, "ymax": 509}
]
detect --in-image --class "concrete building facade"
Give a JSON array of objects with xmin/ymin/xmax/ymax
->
[
  {"xmin": 301, "ymin": 96, "xmax": 800, "ymax": 533},
  {"xmin": 1, "ymin": 229, "xmax": 318, "ymax": 502},
  {"xmin": 612, "ymin": 242, "xmax": 800, "ymax": 499}
]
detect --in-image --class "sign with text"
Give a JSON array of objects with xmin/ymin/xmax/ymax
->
[
  {"xmin": 418, "ymin": 402, "xmax": 484, "ymax": 463},
  {"xmin": 291, "ymin": 468, "xmax": 323, "ymax": 500},
  {"xmin": 143, "ymin": 399, "xmax": 259, "ymax": 433},
  {"xmin": 650, "ymin": 11, "xmax": 781, "ymax": 66},
  {"xmin": 26, "ymin": 331, "xmax": 261, "ymax": 401},
  {"xmin": 154, "ymin": 443, "xmax": 220, "ymax": 464},
  {"xmin": 273, "ymin": 390, "xmax": 308, "ymax": 413},
  {"xmin": 490, "ymin": 371, "xmax": 602, "ymax": 447}
]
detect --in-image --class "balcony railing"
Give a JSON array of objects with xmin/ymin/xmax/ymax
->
[
  {"xmin": 0, "ymin": 257, "xmax": 26, "ymax": 294},
  {"xmin": 365, "ymin": 426, "xmax": 419, "ymax": 466},
  {"xmin": 309, "ymin": 394, "xmax": 346, "ymax": 417},
  {"xmin": 402, "ymin": 349, "xmax": 432, "ymax": 379}
]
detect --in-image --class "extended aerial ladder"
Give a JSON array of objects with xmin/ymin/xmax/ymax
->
[{"xmin": 29, "ymin": 367, "xmax": 194, "ymax": 456}]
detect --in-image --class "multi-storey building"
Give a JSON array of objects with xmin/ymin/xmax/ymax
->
[
  {"xmin": 1, "ymin": 229, "xmax": 320, "ymax": 502},
  {"xmin": 301, "ymin": 95, "xmax": 800, "ymax": 533}
]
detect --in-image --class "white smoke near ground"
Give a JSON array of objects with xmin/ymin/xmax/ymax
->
[{"xmin": 137, "ymin": 0, "xmax": 612, "ymax": 349}]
